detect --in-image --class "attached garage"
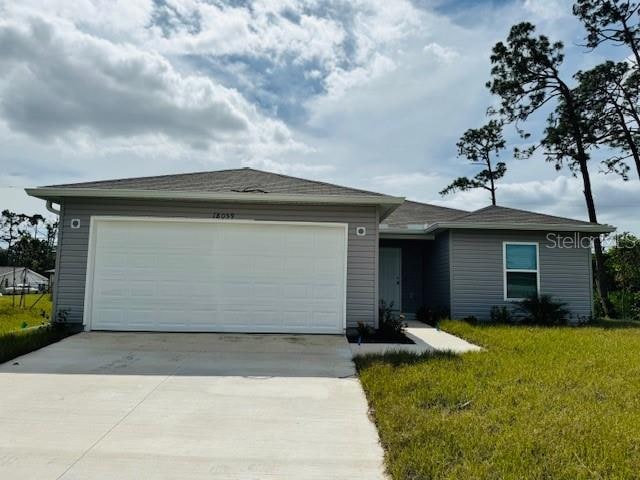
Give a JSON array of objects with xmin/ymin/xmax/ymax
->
[
  {"xmin": 26, "ymin": 167, "xmax": 404, "ymax": 332},
  {"xmin": 85, "ymin": 217, "xmax": 348, "ymax": 333}
]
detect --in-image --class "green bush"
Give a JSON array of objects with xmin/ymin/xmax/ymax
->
[
  {"xmin": 490, "ymin": 305, "xmax": 512, "ymax": 323},
  {"xmin": 515, "ymin": 294, "xmax": 569, "ymax": 325},
  {"xmin": 356, "ymin": 321, "xmax": 374, "ymax": 339},
  {"xmin": 0, "ymin": 324, "xmax": 75, "ymax": 364},
  {"xmin": 609, "ymin": 290, "xmax": 640, "ymax": 320},
  {"xmin": 416, "ymin": 305, "xmax": 450, "ymax": 325},
  {"xmin": 378, "ymin": 300, "xmax": 407, "ymax": 339}
]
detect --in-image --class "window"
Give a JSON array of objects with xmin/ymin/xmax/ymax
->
[{"xmin": 503, "ymin": 242, "xmax": 539, "ymax": 300}]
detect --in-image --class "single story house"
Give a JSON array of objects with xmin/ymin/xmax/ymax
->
[
  {"xmin": 26, "ymin": 168, "xmax": 614, "ymax": 333},
  {"xmin": 0, "ymin": 267, "xmax": 49, "ymax": 293}
]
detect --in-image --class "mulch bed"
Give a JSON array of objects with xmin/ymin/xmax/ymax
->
[{"xmin": 347, "ymin": 331, "xmax": 414, "ymax": 344}]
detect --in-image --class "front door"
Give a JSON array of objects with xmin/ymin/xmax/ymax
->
[{"xmin": 379, "ymin": 247, "xmax": 401, "ymax": 312}]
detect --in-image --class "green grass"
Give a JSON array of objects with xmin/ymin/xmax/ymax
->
[
  {"xmin": 0, "ymin": 293, "xmax": 74, "ymax": 364},
  {"xmin": 0, "ymin": 293, "xmax": 52, "ymax": 334},
  {"xmin": 355, "ymin": 320, "xmax": 640, "ymax": 480}
]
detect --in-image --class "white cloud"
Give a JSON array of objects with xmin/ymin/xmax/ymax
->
[
  {"xmin": 321, "ymin": 53, "xmax": 396, "ymax": 101},
  {"xmin": 243, "ymin": 158, "xmax": 335, "ymax": 177},
  {"xmin": 147, "ymin": 0, "xmax": 347, "ymax": 66},
  {"xmin": 0, "ymin": 14, "xmax": 303, "ymax": 155},
  {"xmin": 430, "ymin": 175, "xmax": 640, "ymax": 234},
  {"xmin": 371, "ymin": 173, "xmax": 446, "ymax": 196},
  {"xmin": 524, "ymin": 0, "xmax": 571, "ymax": 21},
  {"xmin": 423, "ymin": 42, "xmax": 460, "ymax": 63}
]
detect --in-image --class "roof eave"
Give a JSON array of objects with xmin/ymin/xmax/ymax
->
[
  {"xmin": 25, "ymin": 187, "xmax": 405, "ymax": 212},
  {"xmin": 379, "ymin": 230, "xmax": 435, "ymax": 240},
  {"xmin": 424, "ymin": 221, "xmax": 616, "ymax": 234}
]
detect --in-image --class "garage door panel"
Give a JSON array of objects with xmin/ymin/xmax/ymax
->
[
  {"xmin": 88, "ymin": 220, "xmax": 346, "ymax": 333},
  {"xmin": 313, "ymin": 285, "xmax": 340, "ymax": 300},
  {"xmin": 129, "ymin": 281, "xmax": 156, "ymax": 297},
  {"xmin": 253, "ymin": 283, "xmax": 281, "ymax": 297},
  {"xmin": 312, "ymin": 311, "xmax": 341, "ymax": 327},
  {"xmin": 95, "ymin": 280, "xmax": 128, "ymax": 297},
  {"xmin": 284, "ymin": 283, "xmax": 313, "ymax": 300}
]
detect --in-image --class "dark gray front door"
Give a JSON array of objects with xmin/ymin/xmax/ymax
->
[{"xmin": 379, "ymin": 247, "xmax": 401, "ymax": 311}]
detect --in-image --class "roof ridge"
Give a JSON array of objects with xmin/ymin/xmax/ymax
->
[
  {"xmin": 44, "ymin": 167, "xmax": 388, "ymax": 197},
  {"xmin": 450, "ymin": 205, "xmax": 493, "ymax": 220},
  {"xmin": 403, "ymin": 199, "xmax": 469, "ymax": 214},
  {"xmin": 243, "ymin": 167, "xmax": 385, "ymax": 196},
  {"xmin": 448, "ymin": 204, "xmax": 595, "ymax": 226},
  {"xmin": 44, "ymin": 167, "xmax": 246, "ymax": 188}
]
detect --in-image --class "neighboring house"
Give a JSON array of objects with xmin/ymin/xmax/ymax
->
[
  {"xmin": 0, "ymin": 267, "xmax": 49, "ymax": 292},
  {"xmin": 26, "ymin": 168, "xmax": 614, "ymax": 333}
]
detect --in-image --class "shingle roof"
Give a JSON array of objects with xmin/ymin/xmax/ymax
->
[
  {"xmin": 45, "ymin": 167, "xmax": 386, "ymax": 197},
  {"xmin": 382, "ymin": 200, "xmax": 468, "ymax": 228},
  {"xmin": 382, "ymin": 202, "xmax": 612, "ymax": 232},
  {"xmin": 0, "ymin": 267, "xmax": 47, "ymax": 281},
  {"xmin": 0, "ymin": 267, "xmax": 23, "ymax": 276},
  {"xmin": 448, "ymin": 205, "xmax": 596, "ymax": 227}
]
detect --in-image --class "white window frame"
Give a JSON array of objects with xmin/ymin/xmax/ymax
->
[{"xmin": 503, "ymin": 241, "xmax": 540, "ymax": 301}]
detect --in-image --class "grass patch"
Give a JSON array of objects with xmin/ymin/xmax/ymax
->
[
  {"xmin": 0, "ymin": 293, "xmax": 52, "ymax": 334},
  {"xmin": 355, "ymin": 319, "xmax": 640, "ymax": 479},
  {"xmin": 0, "ymin": 324, "xmax": 75, "ymax": 364},
  {"xmin": 0, "ymin": 294, "xmax": 74, "ymax": 364}
]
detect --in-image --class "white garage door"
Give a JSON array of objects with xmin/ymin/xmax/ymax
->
[{"xmin": 84, "ymin": 218, "xmax": 347, "ymax": 333}]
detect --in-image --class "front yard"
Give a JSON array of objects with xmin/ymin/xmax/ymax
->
[
  {"xmin": 0, "ymin": 293, "xmax": 73, "ymax": 364},
  {"xmin": 0, "ymin": 293, "xmax": 51, "ymax": 334},
  {"xmin": 355, "ymin": 320, "xmax": 640, "ymax": 479}
]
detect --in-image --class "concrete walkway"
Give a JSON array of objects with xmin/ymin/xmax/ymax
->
[
  {"xmin": 0, "ymin": 333, "xmax": 386, "ymax": 480},
  {"xmin": 350, "ymin": 320, "xmax": 482, "ymax": 356}
]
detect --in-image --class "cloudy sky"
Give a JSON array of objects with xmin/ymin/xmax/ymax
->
[{"xmin": 0, "ymin": 0, "xmax": 638, "ymax": 233}]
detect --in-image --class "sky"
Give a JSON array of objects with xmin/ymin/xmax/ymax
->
[{"xmin": 0, "ymin": 0, "xmax": 638, "ymax": 233}]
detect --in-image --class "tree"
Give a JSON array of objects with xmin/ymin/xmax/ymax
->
[
  {"xmin": 28, "ymin": 214, "xmax": 45, "ymax": 240},
  {"xmin": 609, "ymin": 233, "xmax": 640, "ymax": 288},
  {"xmin": 573, "ymin": 0, "xmax": 640, "ymax": 67},
  {"xmin": 0, "ymin": 210, "xmax": 28, "ymax": 306},
  {"xmin": 45, "ymin": 220, "xmax": 58, "ymax": 251},
  {"xmin": 487, "ymin": 22, "xmax": 613, "ymax": 316},
  {"xmin": 606, "ymin": 233, "xmax": 640, "ymax": 318},
  {"xmin": 575, "ymin": 62, "xmax": 640, "ymax": 180},
  {"xmin": 12, "ymin": 235, "xmax": 56, "ymax": 274},
  {"xmin": 440, "ymin": 120, "xmax": 507, "ymax": 205}
]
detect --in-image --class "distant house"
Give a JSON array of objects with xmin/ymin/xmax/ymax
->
[{"xmin": 0, "ymin": 267, "xmax": 49, "ymax": 293}]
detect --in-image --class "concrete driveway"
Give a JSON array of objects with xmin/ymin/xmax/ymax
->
[{"xmin": 0, "ymin": 333, "xmax": 385, "ymax": 480}]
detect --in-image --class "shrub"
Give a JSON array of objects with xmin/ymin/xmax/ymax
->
[
  {"xmin": 609, "ymin": 290, "xmax": 640, "ymax": 320},
  {"xmin": 0, "ymin": 324, "xmax": 75, "ymax": 364},
  {"xmin": 55, "ymin": 308, "xmax": 70, "ymax": 324},
  {"xmin": 514, "ymin": 294, "xmax": 569, "ymax": 325},
  {"xmin": 356, "ymin": 321, "xmax": 374, "ymax": 339},
  {"xmin": 379, "ymin": 300, "xmax": 407, "ymax": 338},
  {"xmin": 416, "ymin": 305, "xmax": 429, "ymax": 324},
  {"xmin": 416, "ymin": 305, "xmax": 450, "ymax": 325},
  {"xmin": 490, "ymin": 305, "xmax": 512, "ymax": 324}
]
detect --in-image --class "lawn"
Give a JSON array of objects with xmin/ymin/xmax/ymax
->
[
  {"xmin": 355, "ymin": 320, "xmax": 640, "ymax": 480},
  {"xmin": 0, "ymin": 293, "xmax": 52, "ymax": 334},
  {"xmin": 0, "ymin": 293, "xmax": 74, "ymax": 364}
]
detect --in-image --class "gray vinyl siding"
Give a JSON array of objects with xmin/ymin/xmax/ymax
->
[
  {"xmin": 450, "ymin": 229, "xmax": 593, "ymax": 321},
  {"xmin": 54, "ymin": 198, "xmax": 379, "ymax": 329},
  {"xmin": 426, "ymin": 231, "xmax": 451, "ymax": 314}
]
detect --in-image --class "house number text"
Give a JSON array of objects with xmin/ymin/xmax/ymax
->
[{"xmin": 212, "ymin": 212, "xmax": 235, "ymax": 219}]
